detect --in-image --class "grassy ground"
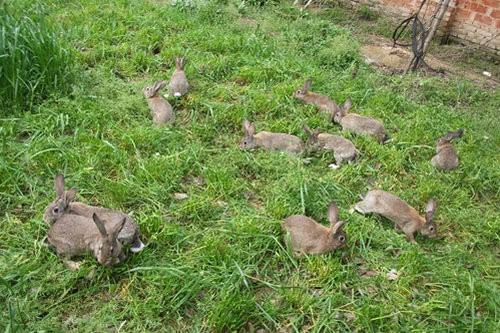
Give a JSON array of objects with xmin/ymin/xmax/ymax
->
[{"xmin": 1, "ymin": 1, "xmax": 499, "ymax": 332}]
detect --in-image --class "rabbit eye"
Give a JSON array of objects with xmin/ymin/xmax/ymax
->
[
  {"xmin": 339, "ymin": 235, "xmax": 345, "ymax": 242},
  {"xmin": 429, "ymin": 226, "xmax": 434, "ymax": 231},
  {"xmin": 53, "ymin": 207, "xmax": 59, "ymax": 214}
]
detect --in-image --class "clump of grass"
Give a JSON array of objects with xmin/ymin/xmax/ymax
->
[
  {"xmin": 317, "ymin": 34, "xmax": 360, "ymax": 69},
  {"xmin": 357, "ymin": 4, "xmax": 378, "ymax": 21},
  {"xmin": 0, "ymin": 3, "xmax": 75, "ymax": 112}
]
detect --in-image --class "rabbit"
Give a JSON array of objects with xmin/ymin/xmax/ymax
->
[
  {"xmin": 239, "ymin": 120, "xmax": 304, "ymax": 154},
  {"xmin": 331, "ymin": 99, "xmax": 387, "ymax": 143},
  {"xmin": 303, "ymin": 125, "xmax": 358, "ymax": 168},
  {"xmin": 168, "ymin": 57, "xmax": 189, "ymax": 97},
  {"xmin": 431, "ymin": 129, "xmax": 464, "ymax": 171},
  {"xmin": 48, "ymin": 213, "xmax": 127, "ymax": 268},
  {"xmin": 293, "ymin": 79, "xmax": 337, "ymax": 113},
  {"xmin": 44, "ymin": 174, "xmax": 145, "ymax": 253},
  {"xmin": 43, "ymin": 173, "xmax": 76, "ymax": 226},
  {"xmin": 354, "ymin": 190, "xmax": 437, "ymax": 244},
  {"xmin": 282, "ymin": 201, "xmax": 347, "ymax": 256},
  {"xmin": 143, "ymin": 80, "xmax": 174, "ymax": 124}
]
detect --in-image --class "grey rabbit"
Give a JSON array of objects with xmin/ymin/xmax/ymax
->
[
  {"xmin": 293, "ymin": 79, "xmax": 337, "ymax": 113},
  {"xmin": 239, "ymin": 120, "xmax": 303, "ymax": 154},
  {"xmin": 355, "ymin": 190, "xmax": 437, "ymax": 243},
  {"xmin": 44, "ymin": 174, "xmax": 145, "ymax": 253},
  {"xmin": 331, "ymin": 99, "xmax": 387, "ymax": 143},
  {"xmin": 283, "ymin": 201, "xmax": 347, "ymax": 256},
  {"xmin": 168, "ymin": 57, "xmax": 189, "ymax": 97},
  {"xmin": 303, "ymin": 125, "xmax": 358, "ymax": 168},
  {"xmin": 48, "ymin": 212, "xmax": 127, "ymax": 268},
  {"xmin": 143, "ymin": 80, "xmax": 174, "ymax": 124},
  {"xmin": 431, "ymin": 129, "xmax": 463, "ymax": 171}
]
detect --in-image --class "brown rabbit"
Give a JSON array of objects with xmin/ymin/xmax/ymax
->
[
  {"xmin": 48, "ymin": 213, "xmax": 127, "ymax": 268},
  {"xmin": 143, "ymin": 80, "xmax": 174, "ymax": 124},
  {"xmin": 239, "ymin": 120, "xmax": 303, "ymax": 154},
  {"xmin": 332, "ymin": 99, "xmax": 387, "ymax": 143},
  {"xmin": 282, "ymin": 202, "xmax": 347, "ymax": 256},
  {"xmin": 303, "ymin": 125, "xmax": 358, "ymax": 168},
  {"xmin": 293, "ymin": 79, "xmax": 337, "ymax": 113},
  {"xmin": 431, "ymin": 129, "xmax": 464, "ymax": 171},
  {"xmin": 354, "ymin": 190, "xmax": 437, "ymax": 243},
  {"xmin": 44, "ymin": 174, "xmax": 145, "ymax": 253},
  {"xmin": 168, "ymin": 57, "xmax": 189, "ymax": 97}
]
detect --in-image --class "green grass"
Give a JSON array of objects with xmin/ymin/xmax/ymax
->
[
  {"xmin": 0, "ymin": 2, "xmax": 75, "ymax": 112},
  {"xmin": 1, "ymin": 1, "xmax": 499, "ymax": 332}
]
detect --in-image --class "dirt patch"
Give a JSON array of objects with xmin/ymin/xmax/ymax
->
[
  {"xmin": 361, "ymin": 35, "xmax": 498, "ymax": 87},
  {"xmin": 239, "ymin": 16, "xmax": 257, "ymax": 27}
]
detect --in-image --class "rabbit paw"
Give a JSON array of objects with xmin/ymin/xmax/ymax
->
[{"xmin": 328, "ymin": 163, "xmax": 339, "ymax": 169}]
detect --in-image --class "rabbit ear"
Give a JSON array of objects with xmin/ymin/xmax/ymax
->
[
  {"xmin": 64, "ymin": 188, "xmax": 77, "ymax": 204},
  {"xmin": 92, "ymin": 213, "xmax": 108, "ymax": 237},
  {"xmin": 330, "ymin": 102, "xmax": 342, "ymax": 120},
  {"xmin": 327, "ymin": 202, "xmax": 339, "ymax": 225},
  {"xmin": 303, "ymin": 79, "xmax": 312, "ymax": 92},
  {"xmin": 111, "ymin": 217, "xmax": 126, "ymax": 239},
  {"xmin": 152, "ymin": 80, "xmax": 166, "ymax": 94},
  {"xmin": 55, "ymin": 174, "xmax": 65, "ymax": 198},
  {"xmin": 331, "ymin": 221, "xmax": 345, "ymax": 235},
  {"xmin": 425, "ymin": 199, "xmax": 437, "ymax": 224},
  {"xmin": 342, "ymin": 99, "xmax": 352, "ymax": 113},
  {"xmin": 243, "ymin": 120, "xmax": 255, "ymax": 136},
  {"xmin": 176, "ymin": 57, "xmax": 185, "ymax": 69}
]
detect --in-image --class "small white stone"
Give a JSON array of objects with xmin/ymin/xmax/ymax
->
[
  {"xmin": 482, "ymin": 71, "xmax": 492, "ymax": 77},
  {"xmin": 386, "ymin": 268, "xmax": 399, "ymax": 281},
  {"xmin": 174, "ymin": 193, "xmax": 188, "ymax": 200}
]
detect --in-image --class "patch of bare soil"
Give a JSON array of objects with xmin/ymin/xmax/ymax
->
[{"xmin": 361, "ymin": 35, "xmax": 498, "ymax": 88}]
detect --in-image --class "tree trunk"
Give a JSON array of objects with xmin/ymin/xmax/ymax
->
[{"xmin": 405, "ymin": 0, "xmax": 452, "ymax": 73}]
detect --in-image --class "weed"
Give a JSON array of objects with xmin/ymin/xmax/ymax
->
[{"xmin": 0, "ymin": 2, "xmax": 75, "ymax": 112}]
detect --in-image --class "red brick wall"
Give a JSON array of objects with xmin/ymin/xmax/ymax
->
[{"xmin": 350, "ymin": 0, "xmax": 500, "ymax": 52}]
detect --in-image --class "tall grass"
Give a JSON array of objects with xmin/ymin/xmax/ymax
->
[{"xmin": 0, "ymin": 3, "xmax": 74, "ymax": 112}]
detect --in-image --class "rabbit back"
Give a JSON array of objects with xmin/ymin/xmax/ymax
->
[
  {"xmin": 69, "ymin": 202, "xmax": 141, "ymax": 247},
  {"xmin": 48, "ymin": 214, "xmax": 101, "ymax": 258},
  {"xmin": 318, "ymin": 133, "xmax": 357, "ymax": 161},
  {"xmin": 356, "ymin": 190, "xmax": 423, "ymax": 229},
  {"xmin": 340, "ymin": 114, "xmax": 386, "ymax": 142},
  {"xmin": 255, "ymin": 131, "xmax": 303, "ymax": 153},
  {"xmin": 147, "ymin": 97, "xmax": 174, "ymax": 124},
  {"xmin": 283, "ymin": 215, "xmax": 333, "ymax": 254},
  {"xmin": 431, "ymin": 146, "xmax": 459, "ymax": 170},
  {"xmin": 303, "ymin": 93, "xmax": 336, "ymax": 112},
  {"xmin": 169, "ymin": 71, "xmax": 189, "ymax": 97}
]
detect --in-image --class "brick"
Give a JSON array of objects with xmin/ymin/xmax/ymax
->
[
  {"xmin": 458, "ymin": 0, "xmax": 473, "ymax": 11},
  {"xmin": 482, "ymin": 0, "xmax": 499, "ymax": 8},
  {"xmin": 474, "ymin": 13, "xmax": 493, "ymax": 25},
  {"xmin": 491, "ymin": 9, "xmax": 500, "ymax": 19},
  {"xmin": 471, "ymin": 3, "xmax": 488, "ymax": 14},
  {"xmin": 455, "ymin": 8, "xmax": 472, "ymax": 19}
]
